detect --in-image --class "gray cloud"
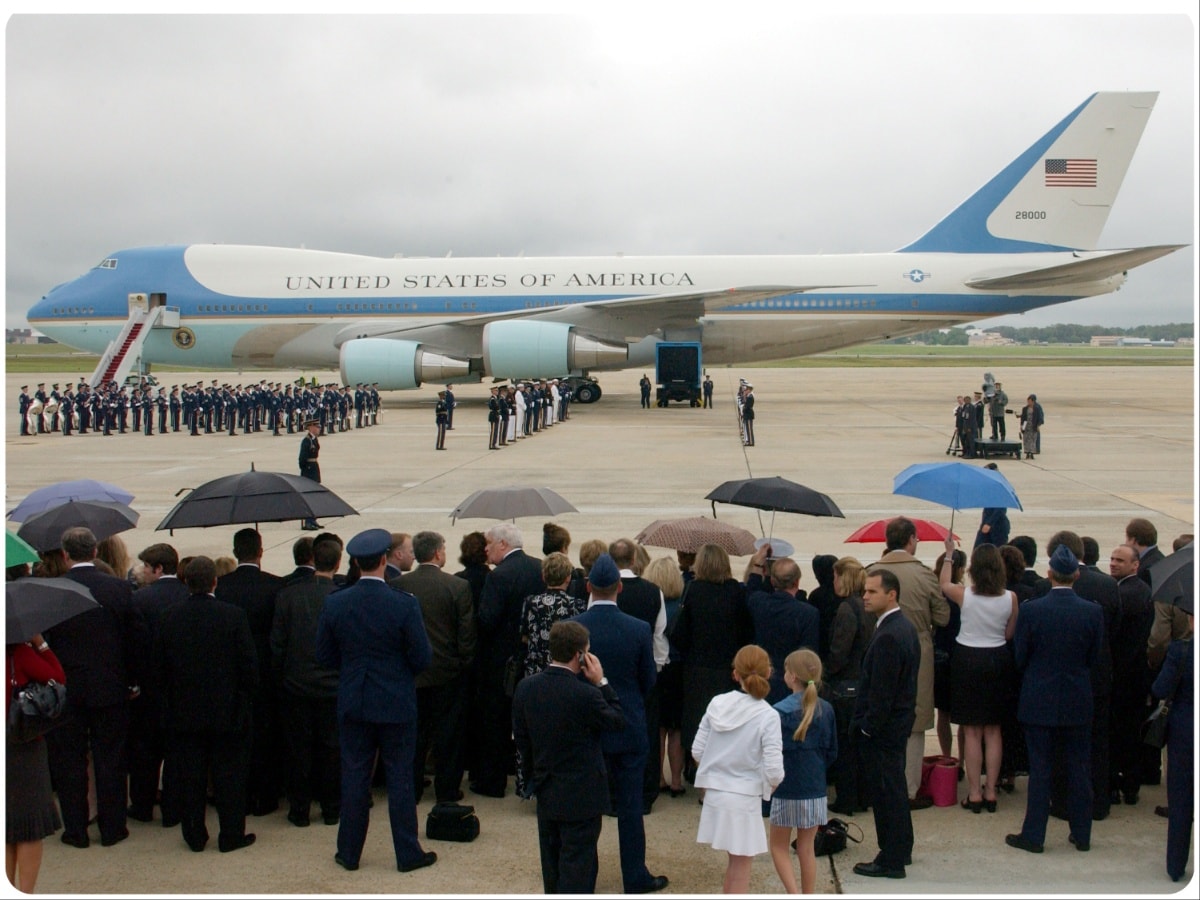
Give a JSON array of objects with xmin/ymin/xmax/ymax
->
[{"xmin": 6, "ymin": 12, "xmax": 1195, "ymax": 329}]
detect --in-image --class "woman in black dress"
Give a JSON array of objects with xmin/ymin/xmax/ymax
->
[{"xmin": 670, "ymin": 544, "xmax": 753, "ymax": 782}]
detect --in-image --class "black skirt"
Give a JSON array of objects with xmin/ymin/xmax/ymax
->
[
  {"xmin": 950, "ymin": 643, "xmax": 1015, "ymax": 726},
  {"xmin": 5, "ymin": 736, "xmax": 62, "ymax": 844}
]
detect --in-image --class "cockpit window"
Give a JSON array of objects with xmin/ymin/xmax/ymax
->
[{"xmin": 96, "ymin": 258, "xmax": 118, "ymax": 269}]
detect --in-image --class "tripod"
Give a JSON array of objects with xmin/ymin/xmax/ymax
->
[{"xmin": 946, "ymin": 428, "xmax": 962, "ymax": 456}]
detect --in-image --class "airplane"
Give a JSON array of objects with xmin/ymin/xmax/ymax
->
[{"xmin": 27, "ymin": 91, "xmax": 1184, "ymax": 404}]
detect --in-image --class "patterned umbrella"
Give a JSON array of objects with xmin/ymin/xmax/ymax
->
[{"xmin": 636, "ymin": 517, "xmax": 759, "ymax": 556}]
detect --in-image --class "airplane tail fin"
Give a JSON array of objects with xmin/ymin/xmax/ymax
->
[{"xmin": 900, "ymin": 92, "xmax": 1158, "ymax": 253}]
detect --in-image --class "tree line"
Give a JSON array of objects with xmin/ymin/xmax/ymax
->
[{"xmin": 892, "ymin": 323, "xmax": 1194, "ymax": 346}]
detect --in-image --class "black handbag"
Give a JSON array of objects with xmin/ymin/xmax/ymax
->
[
  {"xmin": 808, "ymin": 817, "xmax": 863, "ymax": 857},
  {"xmin": 1142, "ymin": 700, "xmax": 1170, "ymax": 749},
  {"xmin": 8, "ymin": 660, "xmax": 68, "ymax": 744},
  {"xmin": 425, "ymin": 802, "xmax": 480, "ymax": 842}
]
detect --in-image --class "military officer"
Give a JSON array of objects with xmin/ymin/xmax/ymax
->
[
  {"xmin": 299, "ymin": 418, "xmax": 322, "ymax": 531},
  {"xmin": 18, "ymin": 385, "xmax": 32, "ymax": 436},
  {"xmin": 435, "ymin": 391, "xmax": 449, "ymax": 450}
]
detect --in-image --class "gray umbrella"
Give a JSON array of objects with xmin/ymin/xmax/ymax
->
[
  {"xmin": 156, "ymin": 465, "xmax": 358, "ymax": 531},
  {"xmin": 1148, "ymin": 543, "xmax": 1194, "ymax": 616},
  {"xmin": 16, "ymin": 500, "xmax": 139, "ymax": 552},
  {"xmin": 449, "ymin": 486, "xmax": 577, "ymax": 524},
  {"xmin": 6, "ymin": 577, "xmax": 99, "ymax": 643}
]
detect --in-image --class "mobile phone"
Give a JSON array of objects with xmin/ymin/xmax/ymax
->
[{"xmin": 578, "ymin": 651, "xmax": 587, "ymax": 666}]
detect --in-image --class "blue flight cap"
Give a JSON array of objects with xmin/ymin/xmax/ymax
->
[
  {"xmin": 346, "ymin": 528, "xmax": 392, "ymax": 559},
  {"xmin": 1049, "ymin": 544, "xmax": 1079, "ymax": 576},
  {"xmin": 588, "ymin": 553, "xmax": 621, "ymax": 589}
]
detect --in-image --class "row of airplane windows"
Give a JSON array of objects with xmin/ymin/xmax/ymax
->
[{"xmin": 50, "ymin": 296, "xmax": 885, "ymax": 317}]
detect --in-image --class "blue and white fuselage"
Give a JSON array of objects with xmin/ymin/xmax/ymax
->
[{"xmin": 28, "ymin": 92, "xmax": 1184, "ymax": 395}]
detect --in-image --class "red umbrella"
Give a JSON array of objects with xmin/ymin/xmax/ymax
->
[{"xmin": 845, "ymin": 517, "xmax": 960, "ymax": 543}]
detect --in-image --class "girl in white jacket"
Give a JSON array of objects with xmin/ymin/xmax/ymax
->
[{"xmin": 693, "ymin": 644, "xmax": 786, "ymax": 893}]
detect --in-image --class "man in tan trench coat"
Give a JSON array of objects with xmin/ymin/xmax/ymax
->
[{"xmin": 868, "ymin": 517, "xmax": 950, "ymax": 806}]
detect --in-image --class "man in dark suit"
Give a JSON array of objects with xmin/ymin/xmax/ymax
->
[
  {"xmin": 851, "ymin": 568, "xmax": 920, "ymax": 879},
  {"xmin": 127, "ymin": 542, "xmax": 189, "ymax": 825},
  {"xmin": 1126, "ymin": 517, "xmax": 1165, "ymax": 587},
  {"xmin": 473, "ymin": 523, "xmax": 545, "ymax": 797},
  {"xmin": 154, "ymin": 556, "xmax": 259, "ymax": 853},
  {"xmin": 1107, "ymin": 544, "xmax": 1154, "ymax": 805},
  {"xmin": 45, "ymin": 526, "xmax": 144, "ymax": 849},
  {"xmin": 1033, "ymin": 530, "xmax": 1120, "ymax": 821},
  {"xmin": 745, "ymin": 557, "xmax": 819, "ymax": 705},
  {"xmin": 395, "ymin": 531, "xmax": 477, "ymax": 803},
  {"xmin": 608, "ymin": 538, "xmax": 669, "ymax": 810},
  {"xmin": 443, "ymin": 384, "xmax": 456, "ymax": 429},
  {"xmin": 1007, "ymin": 545, "xmax": 1104, "ymax": 854},
  {"xmin": 283, "ymin": 536, "xmax": 316, "ymax": 584},
  {"xmin": 513, "ymin": 620, "xmax": 627, "ymax": 893},
  {"xmin": 572, "ymin": 555, "xmax": 668, "ymax": 894},
  {"xmin": 215, "ymin": 528, "xmax": 286, "ymax": 816},
  {"xmin": 1010, "ymin": 535, "xmax": 1042, "ymax": 594},
  {"xmin": 316, "ymin": 529, "xmax": 435, "ymax": 874},
  {"xmin": 270, "ymin": 538, "xmax": 343, "ymax": 827}
]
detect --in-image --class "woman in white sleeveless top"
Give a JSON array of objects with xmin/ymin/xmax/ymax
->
[{"xmin": 939, "ymin": 538, "xmax": 1018, "ymax": 814}]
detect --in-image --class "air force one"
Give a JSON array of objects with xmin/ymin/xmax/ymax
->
[{"xmin": 28, "ymin": 92, "xmax": 1184, "ymax": 403}]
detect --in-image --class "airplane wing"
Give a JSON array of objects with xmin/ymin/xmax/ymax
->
[
  {"xmin": 965, "ymin": 245, "xmax": 1185, "ymax": 291},
  {"xmin": 351, "ymin": 283, "xmax": 872, "ymax": 347}
]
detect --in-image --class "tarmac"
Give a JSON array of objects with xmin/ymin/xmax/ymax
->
[{"xmin": 4, "ymin": 362, "xmax": 1197, "ymax": 896}]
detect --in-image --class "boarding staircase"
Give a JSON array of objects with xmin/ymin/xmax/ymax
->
[{"xmin": 88, "ymin": 305, "xmax": 167, "ymax": 388}]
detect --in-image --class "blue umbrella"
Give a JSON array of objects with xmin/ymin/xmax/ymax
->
[
  {"xmin": 7, "ymin": 479, "xmax": 135, "ymax": 523},
  {"xmin": 892, "ymin": 461, "xmax": 1022, "ymax": 534}
]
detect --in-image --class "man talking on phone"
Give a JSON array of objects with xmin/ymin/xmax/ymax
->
[{"xmin": 513, "ymin": 621, "xmax": 625, "ymax": 893}]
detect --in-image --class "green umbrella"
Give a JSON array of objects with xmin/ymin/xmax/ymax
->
[{"xmin": 6, "ymin": 531, "xmax": 40, "ymax": 566}]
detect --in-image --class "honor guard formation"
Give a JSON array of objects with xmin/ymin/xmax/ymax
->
[
  {"xmin": 17, "ymin": 379, "xmax": 383, "ymax": 439},
  {"xmin": 482, "ymin": 379, "xmax": 572, "ymax": 450}
]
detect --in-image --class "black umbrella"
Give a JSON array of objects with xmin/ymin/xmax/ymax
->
[
  {"xmin": 156, "ymin": 465, "xmax": 358, "ymax": 531},
  {"xmin": 705, "ymin": 476, "xmax": 844, "ymax": 518},
  {"xmin": 6, "ymin": 577, "xmax": 99, "ymax": 643},
  {"xmin": 1148, "ymin": 543, "xmax": 1194, "ymax": 615},
  {"xmin": 16, "ymin": 500, "xmax": 140, "ymax": 552}
]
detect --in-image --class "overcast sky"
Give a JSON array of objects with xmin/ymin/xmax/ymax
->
[{"xmin": 4, "ymin": 8, "xmax": 1196, "ymax": 331}]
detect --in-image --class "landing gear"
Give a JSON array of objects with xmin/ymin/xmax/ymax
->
[{"xmin": 571, "ymin": 380, "xmax": 602, "ymax": 404}]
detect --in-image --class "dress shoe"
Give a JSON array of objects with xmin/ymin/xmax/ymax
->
[
  {"xmin": 100, "ymin": 828, "xmax": 130, "ymax": 847},
  {"xmin": 1123, "ymin": 791, "xmax": 1139, "ymax": 805},
  {"xmin": 251, "ymin": 801, "xmax": 279, "ymax": 817},
  {"xmin": 1069, "ymin": 834, "xmax": 1090, "ymax": 852},
  {"xmin": 185, "ymin": 837, "xmax": 208, "ymax": 853},
  {"xmin": 853, "ymin": 862, "xmax": 905, "ymax": 879},
  {"xmin": 1005, "ymin": 833, "xmax": 1044, "ymax": 854},
  {"xmin": 161, "ymin": 815, "xmax": 181, "ymax": 828},
  {"xmin": 1155, "ymin": 805, "xmax": 1169, "ymax": 818},
  {"xmin": 61, "ymin": 832, "xmax": 90, "ymax": 849},
  {"xmin": 127, "ymin": 807, "xmax": 154, "ymax": 823},
  {"xmin": 908, "ymin": 794, "xmax": 934, "ymax": 810},
  {"xmin": 827, "ymin": 802, "xmax": 856, "ymax": 816},
  {"xmin": 1109, "ymin": 789, "xmax": 1123, "ymax": 806},
  {"xmin": 962, "ymin": 797, "xmax": 983, "ymax": 814},
  {"xmin": 399, "ymin": 850, "xmax": 438, "ymax": 872},
  {"xmin": 334, "ymin": 853, "xmax": 359, "ymax": 871},
  {"xmin": 630, "ymin": 874, "xmax": 670, "ymax": 893},
  {"xmin": 218, "ymin": 833, "xmax": 256, "ymax": 853},
  {"xmin": 469, "ymin": 783, "xmax": 505, "ymax": 799},
  {"xmin": 323, "ymin": 814, "xmax": 340, "ymax": 826},
  {"xmin": 287, "ymin": 810, "xmax": 311, "ymax": 827}
]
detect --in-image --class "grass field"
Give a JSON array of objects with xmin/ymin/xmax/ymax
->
[{"xmin": 5, "ymin": 340, "xmax": 1192, "ymax": 375}]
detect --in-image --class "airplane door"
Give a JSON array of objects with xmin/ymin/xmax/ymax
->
[{"xmin": 128, "ymin": 292, "xmax": 148, "ymax": 315}]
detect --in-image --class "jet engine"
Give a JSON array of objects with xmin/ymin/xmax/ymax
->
[
  {"xmin": 482, "ymin": 321, "xmax": 627, "ymax": 379},
  {"xmin": 339, "ymin": 338, "xmax": 472, "ymax": 390}
]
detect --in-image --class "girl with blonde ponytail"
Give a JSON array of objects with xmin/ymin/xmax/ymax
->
[
  {"xmin": 692, "ymin": 645, "xmax": 785, "ymax": 893},
  {"xmin": 769, "ymin": 649, "xmax": 838, "ymax": 893}
]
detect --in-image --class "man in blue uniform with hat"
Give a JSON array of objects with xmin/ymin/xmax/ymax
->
[
  {"xmin": 316, "ymin": 528, "xmax": 436, "ymax": 875},
  {"xmin": 1006, "ymin": 543, "xmax": 1105, "ymax": 855}
]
